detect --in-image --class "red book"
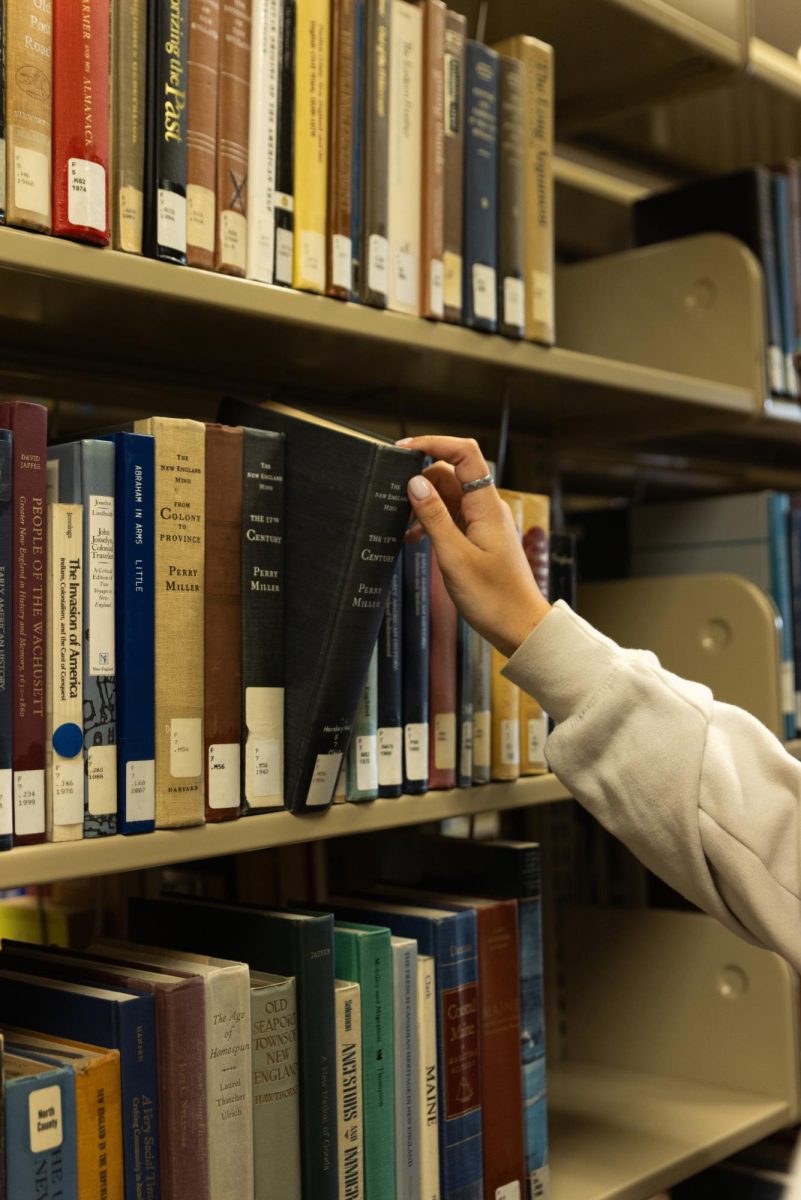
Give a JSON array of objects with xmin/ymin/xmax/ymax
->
[
  {"xmin": 428, "ymin": 553, "xmax": 457, "ymax": 788},
  {"xmin": 52, "ymin": 0, "xmax": 110, "ymax": 244},
  {"xmin": 0, "ymin": 401, "xmax": 47, "ymax": 845}
]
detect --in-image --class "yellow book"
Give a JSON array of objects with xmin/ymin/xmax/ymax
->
[
  {"xmin": 492, "ymin": 35, "xmax": 554, "ymax": 345},
  {"xmin": 520, "ymin": 492, "xmax": 550, "ymax": 774},
  {"xmin": 293, "ymin": 0, "xmax": 331, "ymax": 292},
  {"xmin": 491, "ymin": 489, "xmax": 524, "ymax": 781}
]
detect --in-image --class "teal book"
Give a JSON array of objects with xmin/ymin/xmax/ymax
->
[
  {"xmin": 346, "ymin": 645, "xmax": 379, "ymax": 801},
  {"xmin": 4, "ymin": 1052, "xmax": 78, "ymax": 1200},
  {"xmin": 333, "ymin": 921, "xmax": 396, "ymax": 1200}
]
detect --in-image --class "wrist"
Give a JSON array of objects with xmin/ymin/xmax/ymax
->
[{"xmin": 497, "ymin": 598, "xmax": 552, "ymax": 659}]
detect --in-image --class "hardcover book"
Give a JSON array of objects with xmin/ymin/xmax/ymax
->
[
  {"xmin": 0, "ymin": 401, "xmax": 47, "ymax": 845},
  {"xmin": 111, "ymin": 0, "xmax": 147, "ymax": 252},
  {"xmin": 442, "ymin": 10, "xmax": 466, "ymax": 323},
  {"xmin": 463, "ymin": 41, "xmax": 499, "ymax": 333},
  {"xmin": 247, "ymin": 0, "xmax": 281, "ymax": 282},
  {"xmin": 249, "ymin": 970, "xmax": 302, "ymax": 1200},
  {"xmin": 219, "ymin": 398, "xmax": 421, "ymax": 813},
  {"xmin": 327, "ymin": 0, "xmax": 357, "ymax": 299},
  {"xmin": 416, "ymin": 954, "xmax": 440, "ymax": 1200},
  {"xmin": 216, "ymin": 0, "xmax": 251, "ymax": 274},
  {"xmin": 429, "ymin": 553, "xmax": 457, "ymax": 789},
  {"xmin": 403, "ymin": 534, "xmax": 430, "ymax": 794},
  {"xmin": 457, "ymin": 616, "xmax": 473, "ymax": 788},
  {"xmin": 419, "ymin": 0, "xmax": 445, "ymax": 319},
  {"xmin": 387, "ymin": 0, "xmax": 422, "ymax": 316},
  {"xmin": 471, "ymin": 625, "xmax": 491, "ymax": 784},
  {"xmin": 144, "ymin": 0, "xmax": 189, "ymax": 262},
  {"xmin": 48, "ymin": 441, "xmax": 117, "ymax": 837},
  {"xmin": 186, "ymin": 0, "xmax": 221, "ymax": 269},
  {"xmin": 0, "ymin": 429, "xmax": 11, "ymax": 850},
  {"xmin": 772, "ymin": 173, "xmax": 798, "ymax": 397},
  {"xmin": 359, "ymin": 0, "xmax": 391, "ymax": 307},
  {"xmin": 334, "ymin": 978, "xmax": 364, "ymax": 1200},
  {"xmin": 491, "ymin": 489, "xmax": 523, "ymax": 781},
  {"xmin": 52, "ymin": 0, "xmax": 110, "ymax": 243},
  {"xmin": 0, "ymin": 4, "xmax": 5, "ymax": 222},
  {"xmin": 347, "ymin": 645, "xmax": 379, "ymax": 801},
  {"xmin": 204, "ymin": 424, "xmax": 243, "ymax": 822},
  {"xmin": 787, "ymin": 160, "xmax": 801, "ymax": 367},
  {"xmin": 377, "ymin": 555, "xmax": 403, "ymax": 797},
  {"xmin": 293, "ymin": 0, "xmax": 330, "ymax": 292},
  {"xmin": 390, "ymin": 935, "xmax": 419, "ymax": 1200},
  {"xmin": 497, "ymin": 55, "xmax": 525, "ymax": 339},
  {"xmin": 548, "ymin": 532, "xmax": 576, "ymax": 611},
  {"xmin": 520, "ymin": 493, "xmax": 550, "ymax": 775},
  {"xmin": 132, "ymin": 417, "xmax": 206, "ymax": 826},
  {"xmin": 4, "ymin": 1052, "xmax": 77, "ymax": 1200},
  {"xmin": 350, "ymin": 0, "xmax": 365, "ymax": 297},
  {"xmin": 6, "ymin": 0, "xmax": 52, "ymax": 230},
  {"xmin": 100, "ymin": 433, "xmax": 156, "ymax": 834},
  {"xmin": 241, "ymin": 428, "xmax": 285, "ymax": 813},
  {"xmin": 274, "ymin": 0, "xmax": 296, "ymax": 285}
]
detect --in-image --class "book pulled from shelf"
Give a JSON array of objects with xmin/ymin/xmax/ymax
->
[
  {"xmin": 111, "ymin": 0, "xmax": 147, "ymax": 252},
  {"xmin": 144, "ymin": 0, "xmax": 189, "ymax": 263},
  {"xmin": 185, "ymin": 0, "xmax": 221, "ymax": 269},
  {"xmin": 334, "ymin": 977, "xmax": 365, "ymax": 1200}
]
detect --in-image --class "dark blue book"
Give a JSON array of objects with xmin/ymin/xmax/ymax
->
[
  {"xmin": 769, "ymin": 492, "xmax": 796, "ymax": 740},
  {"xmin": 402, "ymin": 538, "xmax": 430, "ymax": 794},
  {"xmin": 772, "ymin": 173, "xmax": 798, "ymax": 399},
  {"xmin": 463, "ymin": 41, "xmax": 499, "ymax": 333},
  {"xmin": 377, "ymin": 555, "xmax": 402, "ymax": 797},
  {"xmin": 101, "ymin": 433, "xmax": 156, "ymax": 834},
  {"xmin": 0, "ymin": 428, "xmax": 11, "ymax": 851},
  {"xmin": 0, "ymin": 967, "xmax": 159, "ymax": 1200},
  {"xmin": 48, "ymin": 441, "xmax": 118, "ymax": 837},
  {"xmin": 350, "ymin": 0, "xmax": 365, "ymax": 298},
  {"xmin": 4, "ymin": 1051, "xmax": 78, "ymax": 1200}
]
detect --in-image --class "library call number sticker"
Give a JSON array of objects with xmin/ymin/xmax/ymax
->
[{"xmin": 171, "ymin": 719, "xmax": 201, "ymax": 778}]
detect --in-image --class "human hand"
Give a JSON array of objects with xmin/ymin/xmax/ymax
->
[{"xmin": 398, "ymin": 435, "xmax": 551, "ymax": 658}]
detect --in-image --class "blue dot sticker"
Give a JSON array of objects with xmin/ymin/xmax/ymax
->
[{"xmin": 53, "ymin": 723, "xmax": 84, "ymax": 760}]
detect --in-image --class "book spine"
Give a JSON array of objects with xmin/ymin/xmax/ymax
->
[
  {"xmin": 457, "ymin": 616, "xmax": 472, "ymax": 788},
  {"xmin": 5, "ymin": 1068, "xmax": 78, "ymax": 1199},
  {"xmin": 112, "ymin": 0, "xmax": 147, "ymax": 252},
  {"xmin": 247, "ymin": 0, "xmax": 281, "ymax": 282},
  {"xmin": 402, "ymin": 535, "xmax": 430, "ymax": 794},
  {"xmin": 772, "ymin": 173, "xmax": 799, "ymax": 397},
  {"xmin": 419, "ymin": 0, "xmax": 445, "ymax": 319},
  {"xmin": 0, "ymin": 403, "xmax": 47, "ymax": 844},
  {"xmin": 144, "ymin": 0, "xmax": 189, "ymax": 262},
  {"xmin": 416, "ymin": 956, "xmax": 440, "ymax": 1200},
  {"xmin": 350, "ymin": 0, "xmax": 365, "ymax": 298},
  {"xmin": 335, "ymin": 981, "xmax": 365, "ymax": 1200},
  {"xmin": 518, "ymin": 892, "xmax": 549, "ymax": 1197},
  {"xmin": 5, "ymin": 0, "xmax": 52, "ymax": 230},
  {"xmin": 107, "ymin": 434, "xmax": 156, "ymax": 834},
  {"xmin": 387, "ymin": 0, "xmax": 421, "ymax": 316},
  {"xmin": 201, "ymin": 967, "xmax": 254, "ymax": 1200},
  {"xmin": 216, "ymin": 0, "xmax": 251, "ymax": 274},
  {"xmin": 273, "ymin": 0, "xmax": 295, "ymax": 285},
  {"xmin": 791, "ymin": 504, "xmax": 801, "ymax": 731},
  {"xmin": 327, "ymin": 0, "xmax": 356, "ymax": 298},
  {"xmin": 769, "ymin": 492, "xmax": 796, "ymax": 739},
  {"xmin": 428, "ymin": 554, "xmax": 457, "ymax": 789},
  {"xmin": 377, "ymin": 554, "xmax": 403, "ymax": 797},
  {"xmin": 73, "ymin": 1054, "xmax": 124, "ymax": 1200},
  {"xmin": 523, "ymin": 38, "xmax": 553, "ymax": 346},
  {"xmin": 492, "ymin": 490, "xmax": 522, "ymax": 780},
  {"xmin": 0, "ymin": 0, "xmax": 5, "ymax": 222},
  {"xmin": 463, "ymin": 41, "xmax": 498, "ymax": 333},
  {"xmin": 45, "ymin": 503, "xmax": 84, "ymax": 843},
  {"xmin": 148, "ymin": 986, "xmax": 209, "ymax": 1200},
  {"xmin": 548, "ymin": 532, "xmax": 576, "ymax": 610},
  {"xmin": 203, "ymin": 425, "xmax": 243, "ymax": 822},
  {"xmin": 520, "ymin": 494, "xmax": 550, "ymax": 774},
  {"xmin": 756, "ymin": 167, "xmax": 786, "ymax": 395},
  {"xmin": 497, "ymin": 55, "xmax": 525, "ymax": 339},
  {"xmin": 292, "ymin": 0, "xmax": 330, "ymax": 292},
  {"xmin": 133, "ymin": 417, "xmax": 205, "ymax": 827},
  {"xmin": 52, "ymin": 0, "xmax": 110, "ymax": 243},
  {"xmin": 346, "ymin": 645, "xmax": 379, "ymax": 801},
  {"xmin": 241, "ymin": 429, "xmax": 285, "ymax": 812},
  {"xmin": 0, "ymin": 432, "xmax": 11, "ymax": 849},
  {"xmin": 391, "ymin": 940, "xmax": 419, "ymax": 1200},
  {"xmin": 442, "ymin": 11, "xmax": 465, "ymax": 323},
  {"xmin": 789, "ymin": 161, "xmax": 801, "ymax": 362},
  {"xmin": 250, "ymin": 977, "xmax": 302, "ymax": 1199},
  {"xmin": 359, "ymin": 0, "xmax": 390, "ymax": 307},
  {"xmin": 186, "ymin": 0, "xmax": 221, "ymax": 268},
  {"xmin": 471, "ymin": 627, "xmax": 490, "ymax": 783},
  {"xmin": 297, "ymin": 918, "xmax": 339, "ymax": 1200}
]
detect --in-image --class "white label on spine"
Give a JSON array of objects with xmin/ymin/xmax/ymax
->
[
  {"xmin": 171, "ymin": 718, "xmax": 202, "ymax": 778},
  {"xmin": 377, "ymin": 727, "xmax": 402, "ymax": 787},
  {"xmin": 187, "ymin": 184, "xmax": 215, "ymax": 253},
  {"xmin": 220, "ymin": 209, "xmax": 247, "ymax": 272},
  {"xmin": 527, "ymin": 716, "xmax": 547, "ymax": 768},
  {"xmin": 501, "ymin": 718, "xmax": 520, "ymax": 766},
  {"xmin": 430, "ymin": 259, "xmax": 444, "ymax": 317},
  {"xmin": 496, "ymin": 1184, "xmax": 521, "ymax": 1200},
  {"xmin": 473, "ymin": 711, "xmax": 490, "ymax": 767},
  {"xmin": 368, "ymin": 234, "xmax": 388, "ymax": 295},
  {"xmin": 444, "ymin": 52, "xmax": 460, "ymax": 136},
  {"xmin": 29, "ymin": 1085, "xmax": 63, "ymax": 1153},
  {"xmin": 434, "ymin": 713, "xmax": 456, "ymax": 771},
  {"xmin": 787, "ymin": 352, "xmax": 799, "ymax": 398},
  {"xmin": 503, "ymin": 276, "xmax": 525, "ymax": 329},
  {"xmin": 253, "ymin": 738, "xmax": 281, "ymax": 799},
  {"xmin": 88, "ymin": 744, "xmax": 117, "ymax": 814},
  {"xmin": 332, "ymin": 233, "xmax": 352, "ymax": 292},
  {"xmin": 404, "ymin": 723, "xmax": 428, "ymax": 782},
  {"xmin": 14, "ymin": 146, "xmax": 49, "ymax": 216},
  {"xmin": 300, "ymin": 230, "xmax": 325, "ymax": 289},
  {"xmin": 158, "ymin": 188, "xmax": 187, "ymax": 253},
  {"xmin": 126, "ymin": 760, "xmax": 155, "ymax": 823},
  {"xmin": 68, "ymin": 158, "xmax": 106, "ymax": 231},
  {"xmin": 14, "ymin": 770, "xmax": 44, "ymax": 836},
  {"xmin": 472, "ymin": 263, "xmax": 497, "ymax": 323},
  {"xmin": 246, "ymin": 686, "xmax": 283, "ymax": 806},
  {"xmin": 394, "ymin": 250, "xmax": 417, "ymax": 310},
  {"xmin": 531, "ymin": 268, "xmax": 553, "ymax": 331},
  {"xmin": 119, "ymin": 186, "xmax": 143, "ymax": 253},
  {"xmin": 89, "ymin": 494, "xmax": 115, "ymax": 674},
  {"xmin": 53, "ymin": 759, "xmax": 83, "ymax": 825},
  {"xmin": 355, "ymin": 734, "xmax": 378, "ymax": 793},
  {"xmin": 781, "ymin": 659, "xmax": 795, "ymax": 717},
  {"xmin": 208, "ymin": 743, "xmax": 240, "ymax": 810},
  {"xmin": 444, "ymin": 251, "xmax": 462, "ymax": 312},
  {"xmin": 0, "ymin": 769, "xmax": 11, "ymax": 835},
  {"xmin": 768, "ymin": 345, "xmax": 784, "ymax": 394},
  {"xmin": 460, "ymin": 720, "xmax": 473, "ymax": 780},
  {"xmin": 306, "ymin": 753, "xmax": 343, "ymax": 807},
  {"xmin": 529, "ymin": 1166, "xmax": 550, "ymax": 1197},
  {"xmin": 275, "ymin": 226, "xmax": 294, "ymax": 284}
]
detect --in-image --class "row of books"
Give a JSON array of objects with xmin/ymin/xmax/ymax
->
[
  {"xmin": 4, "ymin": 0, "xmax": 555, "ymax": 342},
  {"xmin": 0, "ymin": 833, "xmax": 548, "ymax": 1200}
]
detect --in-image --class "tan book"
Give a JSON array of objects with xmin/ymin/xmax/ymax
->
[
  {"xmin": 387, "ymin": 0, "xmax": 422, "ymax": 316},
  {"xmin": 187, "ymin": 0, "xmax": 222, "ymax": 269},
  {"xmin": 492, "ymin": 35, "xmax": 554, "ymax": 345},
  {"xmin": 132, "ymin": 417, "xmax": 206, "ymax": 827},
  {"xmin": 491, "ymin": 488, "xmax": 523, "ymax": 782},
  {"xmin": 520, "ymin": 492, "xmax": 550, "ymax": 774},
  {"xmin": 419, "ymin": 0, "xmax": 446, "ymax": 320},
  {"xmin": 6, "ymin": 0, "xmax": 53, "ymax": 231},
  {"xmin": 216, "ymin": 0, "xmax": 251, "ymax": 275},
  {"xmin": 112, "ymin": 0, "xmax": 147, "ymax": 251},
  {"xmin": 293, "ymin": 0, "xmax": 331, "ymax": 293}
]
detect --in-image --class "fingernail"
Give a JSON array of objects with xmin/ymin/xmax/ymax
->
[
  {"xmin": 409, "ymin": 475, "xmax": 431, "ymax": 501},
  {"xmin": 396, "ymin": 436, "xmax": 414, "ymax": 446}
]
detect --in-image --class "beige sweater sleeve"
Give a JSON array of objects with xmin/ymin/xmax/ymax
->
[{"xmin": 502, "ymin": 601, "xmax": 801, "ymax": 974}]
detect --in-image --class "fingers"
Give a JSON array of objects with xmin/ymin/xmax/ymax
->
[
  {"xmin": 423, "ymin": 461, "xmax": 463, "ymax": 519},
  {"xmin": 397, "ymin": 435, "xmax": 490, "ymax": 485},
  {"xmin": 405, "ymin": 473, "xmax": 463, "ymax": 567},
  {"xmin": 398, "ymin": 436, "xmax": 502, "ymax": 525}
]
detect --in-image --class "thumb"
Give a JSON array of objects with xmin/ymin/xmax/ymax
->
[{"xmin": 407, "ymin": 474, "xmax": 462, "ymax": 566}]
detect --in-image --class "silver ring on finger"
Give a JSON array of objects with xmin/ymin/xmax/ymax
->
[{"xmin": 460, "ymin": 473, "xmax": 494, "ymax": 494}]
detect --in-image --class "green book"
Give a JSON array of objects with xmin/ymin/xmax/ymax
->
[{"xmin": 334, "ymin": 922, "xmax": 395, "ymax": 1200}]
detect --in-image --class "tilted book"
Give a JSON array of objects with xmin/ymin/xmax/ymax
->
[
  {"xmin": 0, "ymin": 429, "xmax": 11, "ymax": 850},
  {"xmin": 377, "ymin": 556, "xmax": 403, "ymax": 797},
  {"xmin": 419, "ymin": 0, "xmax": 445, "ymax": 320},
  {"xmin": 442, "ymin": 10, "xmax": 466, "ymax": 323},
  {"xmin": 186, "ymin": 0, "xmax": 221, "ymax": 268},
  {"xmin": 100, "ymin": 433, "xmax": 156, "ymax": 834},
  {"xmin": 403, "ymin": 536, "xmax": 430, "ymax": 794},
  {"xmin": 429, "ymin": 553, "xmax": 457, "ymax": 790},
  {"xmin": 144, "ymin": 0, "xmax": 189, "ymax": 262},
  {"xmin": 463, "ymin": 41, "xmax": 499, "ymax": 333},
  {"xmin": 111, "ymin": 0, "xmax": 147, "ymax": 252},
  {"xmin": 247, "ymin": 0, "xmax": 281, "ymax": 282},
  {"xmin": 204, "ymin": 425, "xmax": 243, "ymax": 822},
  {"xmin": 335, "ymin": 978, "xmax": 365, "ymax": 1200},
  {"xmin": 48, "ymin": 441, "xmax": 118, "ymax": 838},
  {"xmin": 132, "ymin": 417, "xmax": 206, "ymax": 827},
  {"xmin": 292, "ymin": 0, "xmax": 330, "ymax": 292},
  {"xmin": 359, "ymin": 0, "xmax": 391, "ymax": 307},
  {"xmin": 497, "ymin": 55, "xmax": 525, "ymax": 339},
  {"xmin": 216, "ymin": 0, "xmax": 251, "ymax": 275},
  {"xmin": 346, "ymin": 645, "xmax": 379, "ymax": 802},
  {"xmin": 219, "ymin": 398, "xmax": 422, "ymax": 812},
  {"xmin": 390, "ymin": 935, "xmax": 419, "ymax": 1200},
  {"xmin": 327, "ymin": 0, "xmax": 357, "ymax": 299},
  {"xmin": 4, "ymin": 1053, "xmax": 77, "ymax": 1200},
  {"xmin": 387, "ymin": 0, "xmax": 422, "ymax": 316},
  {"xmin": 52, "ymin": 0, "xmax": 110, "ymax": 243},
  {"xmin": 491, "ymin": 489, "xmax": 523, "ymax": 781},
  {"xmin": 416, "ymin": 955, "xmax": 440, "ymax": 1200},
  {"xmin": 274, "ymin": 0, "xmax": 296, "ymax": 285},
  {"xmin": 6, "ymin": 0, "xmax": 52, "ymax": 230},
  {"xmin": 249, "ymin": 970, "xmax": 302, "ymax": 1200},
  {"xmin": 520, "ymin": 493, "xmax": 550, "ymax": 775},
  {"xmin": 45, "ymin": 501, "xmax": 84, "ymax": 843}
]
